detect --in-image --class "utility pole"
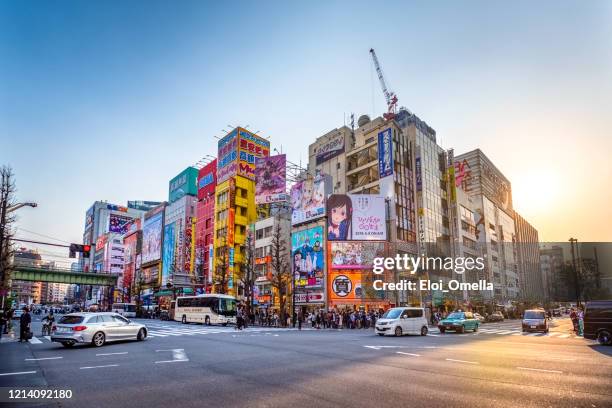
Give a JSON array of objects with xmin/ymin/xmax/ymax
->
[{"xmin": 569, "ymin": 238, "xmax": 580, "ymax": 307}]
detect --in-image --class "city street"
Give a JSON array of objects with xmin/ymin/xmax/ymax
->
[{"xmin": 1, "ymin": 317, "xmax": 610, "ymax": 408}]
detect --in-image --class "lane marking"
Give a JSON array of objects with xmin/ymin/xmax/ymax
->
[
  {"xmin": 155, "ymin": 359, "xmax": 189, "ymax": 364},
  {"xmin": 495, "ymin": 330, "xmax": 515, "ymax": 335},
  {"xmin": 28, "ymin": 337, "xmax": 42, "ymax": 344},
  {"xmin": 445, "ymin": 358, "xmax": 479, "ymax": 365},
  {"xmin": 155, "ymin": 348, "xmax": 189, "ymax": 364},
  {"xmin": 516, "ymin": 367, "xmax": 563, "ymax": 374},
  {"xmin": 0, "ymin": 371, "xmax": 37, "ymax": 376},
  {"xmin": 96, "ymin": 352, "xmax": 128, "ymax": 356},
  {"xmin": 558, "ymin": 334, "xmax": 570, "ymax": 338},
  {"xmin": 25, "ymin": 357, "xmax": 62, "ymax": 361},
  {"xmin": 79, "ymin": 364, "xmax": 119, "ymax": 370},
  {"xmin": 396, "ymin": 352, "xmax": 420, "ymax": 357}
]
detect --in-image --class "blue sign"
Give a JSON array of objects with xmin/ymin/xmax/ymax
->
[
  {"xmin": 378, "ymin": 129, "xmax": 394, "ymax": 178},
  {"xmin": 415, "ymin": 157, "xmax": 422, "ymax": 191},
  {"xmin": 228, "ymin": 247, "xmax": 234, "ymax": 268},
  {"xmin": 161, "ymin": 222, "xmax": 175, "ymax": 286}
]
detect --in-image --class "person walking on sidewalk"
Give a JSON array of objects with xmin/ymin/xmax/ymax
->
[
  {"xmin": 19, "ymin": 307, "xmax": 31, "ymax": 342},
  {"xmin": 0, "ymin": 309, "xmax": 7, "ymax": 340},
  {"xmin": 298, "ymin": 310, "xmax": 304, "ymax": 330}
]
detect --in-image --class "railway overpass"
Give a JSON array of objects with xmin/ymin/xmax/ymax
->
[{"xmin": 9, "ymin": 264, "xmax": 119, "ymax": 286}]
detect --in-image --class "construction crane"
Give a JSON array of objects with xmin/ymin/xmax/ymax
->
[{"xmin": 369, "ymin": 48, "xmax": 398, "ymax": 120}]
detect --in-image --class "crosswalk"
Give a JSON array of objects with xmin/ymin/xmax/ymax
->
[
  {"xmin": 428, "ymin": 324, "xmax": 586, "ymax": 340},
  {"xmin": 143, "ymin": 323, "xmax": 303, "ymax": 338}
]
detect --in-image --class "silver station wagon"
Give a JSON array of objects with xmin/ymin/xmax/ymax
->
[{"xmin": 50, "ymin": 312, "xmax": 148, "ymax": 348}]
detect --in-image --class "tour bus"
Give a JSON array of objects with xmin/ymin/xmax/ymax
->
[
  {"xmin": 173, "ymin": 294, "xmax": 237, "ymax": 326},
  {"xmin": 111, "ymin": 302, "xmax": 137, "ymax": 318}
]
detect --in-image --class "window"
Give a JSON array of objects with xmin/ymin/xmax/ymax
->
[
  {"xmin": 405, "ymin": 309, "xmax": 423, "ymax": 318},
  {"xmin": 112, "ymin": 315, "xmax": 129, "ymax": 324},
  {"xmin": 59, "ymin": 316, "xmax": 84, "ymax": 324},
  {"xmin": 256, "ymin": 229, "xmax": 264, "ymax": 240},
  {"xmin": 336, "ymin": 162, "xmax": 341, "ymax": 169}
]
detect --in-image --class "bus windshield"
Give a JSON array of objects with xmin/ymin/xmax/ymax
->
[
  {"xmin": 217, "ymin": 298, "xmax": 236, "ymax": 316},
  {"xmin": 125, "ymin": 304, "xmax": 136, "ymax": 312}
]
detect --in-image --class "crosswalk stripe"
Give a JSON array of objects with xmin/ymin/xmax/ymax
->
[{"xmin": 28, "ymin": 337, "xmax": 42, "ymax": 344}]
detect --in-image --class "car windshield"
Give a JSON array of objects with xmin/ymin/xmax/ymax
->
[
  {"xmin": 524, "ymin": 311, "xmax": 545, "ymax": 319},
  {"xmin": 382, "ymin": 309, "xmax": 403, "ymax": 319},
  {"xmin": 58, "ymin": 315, "xmax": 84, "ymax": 324},
  {"xmin": 446, "ymin": 313, "xmax": 465, "ymax": 320}
]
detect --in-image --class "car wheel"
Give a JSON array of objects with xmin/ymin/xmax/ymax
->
[
  {"xmin": 597, "ymin": 329, "xmax": 612, "ymax": 345},
  {"xmin": 222, "ymin": 322, "xmax": 228, "ymax": 327},
  {"xmin": 61, "ymin": 341, "xmax": 74, "ymax": 348},
  {"xmin": 205, "ymin": 316, "xmax": 210, "ymax": 326},
  {"xmin": 92, "ymin": 332, "xmax": 105, "ymax": 347},
  {"xmin": 137, "ymin": 328, "xmax": 147, "ymax": 341},
  {"xmin": 181, "ymin": 315, "xmax": 187, "ymax": 324},
  {"xmin": 439, "ymin": 327, "xmax": 446, "ymax": 334},
  {"xmin": 458, "ymin": 325, "xmax": 465, "ymax": 334},
  {"xmin": 421, "ymin": 326, "xmax": 428, "ymax": 336},
  {"xmin": 378, "ymin": 333, "xmax": 385, "ymax": 336},
  {"xmin": 394, "ymin": 326, "xmax": 403, "ymax": 337}
]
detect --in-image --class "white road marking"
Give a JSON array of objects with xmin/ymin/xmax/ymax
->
[
  {"xmin": 80, "ymin": 364, "xmax": 119, "ymax": 370},
  {"xmin": 396, "ymin": 352, "xmax": 420, "ymax": 357},
  {"xmin": 25, "ymin": 357, "xmax": 62, "ymax": 361},
  {"xmin": 546, "ymin": 332, "xmax": 561, "ymax": 337},
  {"xmin": 96, "ymin": 352, "xmax": 128, "ymax": 356},
  {"xmin": 445, "ymin": 358, "xmax": 479, "ymax": 365},
  {"xmin": 28, "ymin": 337, "xmax": 42, "ymax": 344},
  {"xmin": 155, "ymin": 359, "xmax": 189, "ymax": 364},
  {"xmin": 558, "ymin": 334, "xmax": 570, "ymax": 338},
  {"xmin": 516, "ymin": 367, "xmax": 563, "ymax": 374},
  {"xmin": 495, "ymin": 330, "xmax": 515, "ymax": 335},
  {"xmin": 427, "ymin": 334, "xmax": 440, "ymax": 337},
  {"xmin": 155, "ymin": 348, "xmax": 188, "ymax": 364},
  {"xmin": 0, "ymin": 371, "xmax": 37, "ymax": 376},
  {"xmin": 44, "ymin": 336, "xmax": 51, "ymax": 341}
]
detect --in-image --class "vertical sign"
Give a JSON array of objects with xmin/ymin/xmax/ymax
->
[
  {"xmin": 415, "ymin": 156, "xmax": 422, "ymax": 192},
  {"xmin": 378, "ymin": 128, "xmax": 394, "ymax": 178}
]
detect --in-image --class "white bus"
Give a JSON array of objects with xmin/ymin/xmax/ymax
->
[
  {"xmin": 174, "ymin": 294, "xmax": 237, "ymax": 326},
  {"xmin": 111, "ymin": 303, "xmax": 137, "ymax": 318}
]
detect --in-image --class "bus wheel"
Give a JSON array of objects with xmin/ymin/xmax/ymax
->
[
  {"xmin": 181, "ymin": 315, "xmax": 187, "ymax": 324},
  {"xmin": 205, "ymin": 316, "xmax": 210, "ymax": 326}
]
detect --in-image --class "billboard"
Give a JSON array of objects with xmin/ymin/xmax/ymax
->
[
  {"xmin": 108, "ymin": 213, "xmax": 134, "ymax": 234},
  {"xmin": 415, "ymin": 156, "xmax": 422, "ymax": 192},
  {"xmin": 290, "ymin": 175, "xmax": 327, "ymax": 225},
  {"xmin": 217, "ymin": 130, "xmax": 238, "ymax": 184},
  {"xmin": 291, "ymin": 226, "xmax": 324, "ymax": 288},
  {"xmin": 327, "ymin": 194, "xmax": 386, "ymax": 241},
  {"xmin": 169, "ymin": 167, "xmax": 199, "ymax": 203},
  {"xmin": 161, "ymin": 222, "xmax": 175, "ymax": 287},
  {"xmin": 330, "ymin": 242, "xmax": 386, "ymax": 269},
  {"xmin": 238, "ymin": 129, "xmax": 270, "ymax": 179},
  {"xmin": 197, "ymin": 159, "xmax": 217, "ymax": 200},
  {"xmin": 316, "ymin": 133, "xmax": 345, "ymax": 165},
  {"xmin": 255, "ymin": 154, "xmax": 287, "ymax": 204},
  {"xmin": 123, "ymin": 232, "xmax": 139, "ymax": 291},
  {"xmin": 141, "ymin": 264, "xmax": 159, "ymax": 286},
  {"xmin": 378, "ymin": 128, "xmax": 394, "ymax": 178},
  {"xmin": 142, "ymin": 211, "xmax": 163, "ymax": 264}
]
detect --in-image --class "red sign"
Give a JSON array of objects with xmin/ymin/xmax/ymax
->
[
  {"xmin": 197, "ymin": 159, "xmax": 217, "ymax": 200},
  {"xmin": 227, "ymin": 208, "xmax": 235, "ymax": 247}
]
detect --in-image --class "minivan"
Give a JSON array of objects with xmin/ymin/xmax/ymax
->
[
  {"xmin": 375, "ymin": 307, "xmax": 429, "ymax": 337},
  {"xmin": 583, "ymin": 300, "xmax": 612, "ymax": 345}
]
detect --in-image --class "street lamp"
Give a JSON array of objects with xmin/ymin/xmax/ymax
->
[{"xmin": 6, "ymin": 202, "xmax": 37, "ymax": 214}]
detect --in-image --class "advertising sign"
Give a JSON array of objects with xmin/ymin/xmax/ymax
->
[
  {"xmin": 85, "ymin": 205, "xmax": 94, "ymax": 228},
  {"xmin": 327, "ymin": 194, "xmax": 386, "ymax": 241},
  {"xmin": 294, "ymin": 292, "xmax": 325, "ymax": 305},
  {"xmin": 217, "ymin": 130, "xmax": 238, "ymax": 184},
  {"xmin": 290, "ymin": 175, "xmax": 327, "ymax": 225},
  {"xmin": 169, "ymin": 167, "xmax": 199, "ymax": 203},
  {"xmin": 238, "ymin": 129, "xmax": 270, "ymax": 180},
  {"xmin": 227, "ymin": 208, "xmax": 235, "ymax": 246},
  {"xmin": 208, "ymin": 244, "xmax": 214, "ymax": 283},
  {"xmin": 454, "ymin": 159, "xmax": 472, "ymax": 191},
  {"xmin": 291, "ymin": 226, "xmax": 324, "ymax": 288},
  {"xmin": 330, "ymin": 242, "xmax": 386, "ymax": 269},
  {"xmin": 415, "ymin": 156, "xmax": 422, "ymax": 192},
  {"xmin": 161, "ymin": 222, "xmax": 176, "ymax": 287},
  {"xmin": 141, "ymin": 264, "xmax": 159, "ymax": 286},
  {"xmin": 142, "ymin": 211, "xmax": 163, "ymax": 264},
  {"xmin": 123, "ymin": 232, "xmax": 138, "ymax": 290},
  {"xmin": 197, "ymin": 159, "xmax": 217, "ymax": 200},
  {"xmin": 316, "ymin": 133, "xmax": 345, "ymax": 165},
  {"xmin": 378, "ymin": 128, "xmax": 394, "ymax": 178},
  {"xmin": 108, "ymin": 213, "xmax": 134, "ymax": 234},
  {"xmin": 95, "ymin": 234, "xmax": 108, "ymax": 252},
  {"xmin": 255, "ymin": 155, "xmax": 287, "ymax": 204}
]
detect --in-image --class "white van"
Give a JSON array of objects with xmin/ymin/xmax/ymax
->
[{"xmin": 375, "ymin": 307, "xmax": 429, "ymax": 337}]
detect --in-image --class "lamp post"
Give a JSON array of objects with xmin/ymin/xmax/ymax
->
[{"xmin": 569, "ymin": 238, "xmax": 580, "ymax": 307}]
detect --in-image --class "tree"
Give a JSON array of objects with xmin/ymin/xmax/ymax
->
[
  {"xmin": 239, "ymin": 229, "xmax": 256, "ymax": 316},
  {"xmin": 269, "ymin": 216, "xmax": 290, "ymax": 327},
  {"xmin": 213, "ymin": 235, "xmax": 230, "ymax": 294},
  {"xmin": 0, "ymin": 165, "xmax": 17, "ymax": 308}
]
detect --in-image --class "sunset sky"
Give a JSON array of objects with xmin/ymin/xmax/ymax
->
[{"xmin": 2, "ymin": 0, "xmax": 611, "ymax": 249}]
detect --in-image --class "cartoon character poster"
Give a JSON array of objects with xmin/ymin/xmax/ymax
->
[
  {"xmin": 255, "ymin": 155, "xmax": 287, "ymax": 204},
  {"xmin": 291, "ymin": 226, "xmax": 324, "ymax": 288},
  {"xmin": 291, "ymin": 175, "xmax": 326, "ymax": 225}
]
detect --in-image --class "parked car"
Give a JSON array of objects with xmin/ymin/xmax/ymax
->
[
  {"xmin": 552, "ymin": 308, "xmax": 562, "ymax": 317},
  {"xmin": 522, "ymin": 309, "xmax": 549, "ymax": 333},
  {"xmin": 438, "ymin": 311, "xmax": 479, "ymax": 333},
  {"xmin": 50, "ymin": 312, "xmax": 148, "ymax": 348},
  {"xmin": 474, "ymin": 313, "xmax": 486, "ymax": 323},
  {"xmin": 13, "ymin": 309, "xmax": 24, "ymax": 319},
  {"xmin": 375, "ymin": 307, "xmax": 429, "ymax": 337},
  {"xmin": 583, "ymin": 300, "xmax": 612, "ymax": 345},
  {"xmin": 486, "ymin": 312, "xmax": 504, "ymax": 322}
]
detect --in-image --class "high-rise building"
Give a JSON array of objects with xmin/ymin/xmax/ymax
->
[
  {"xmin": 514, "ymin": 212, "xmax": 542, "ymax": 300},
  {"xmin": 213, "ymin": 127, "xmax": 270, "ymax": 297},
  {"xmin": 455, "ymin": 149, "xmax": 519, "ymax": 301},
  {"xmin": 195, "ymin": 160, "xmax": 217, "ymax": 292},
  {"xmin": 539, "ymin": 246, "xmax": 564, "ymax": 302}
]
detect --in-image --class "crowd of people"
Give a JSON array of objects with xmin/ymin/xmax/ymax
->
[{"xmin": 297, "ymin": 308, "xmax": 382, "ymax": 330}]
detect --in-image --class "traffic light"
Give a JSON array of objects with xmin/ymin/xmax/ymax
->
[
  {"xmin": 69, "ymin": 244, "xmax": 91, "ymax": 258},
  {"xmin": 82, "ymin": 245, "xmax": 91, "ymax": 258}
]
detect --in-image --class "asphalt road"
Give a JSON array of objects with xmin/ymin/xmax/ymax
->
[{"xmin": 1, "ymin": 317, "xmax": 610, "ymax": 408}]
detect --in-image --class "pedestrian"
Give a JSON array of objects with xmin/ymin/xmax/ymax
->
[
  {"xmin": 570, "ymin": 308, "xmax": 578, "ymax": 333},
  {"xmin": 298, "ymin": 310, "xmax": 303, "ymax": 330},
  {"xmin": 19, "ymin": 307, "xmax": 31, "ymax": 343},
  {"xmin": 578, "ymin": 308, "xmax": 584, "ymax": 336}
]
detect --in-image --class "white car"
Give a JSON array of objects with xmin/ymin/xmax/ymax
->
[{"xmin": 375, "ymin": 307, "xmax": 429, "ymax": 337}]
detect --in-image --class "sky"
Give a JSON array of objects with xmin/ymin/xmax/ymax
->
[{"xmin": 1, "ymin": 0, "xmax": 611, "ymax": 254}]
